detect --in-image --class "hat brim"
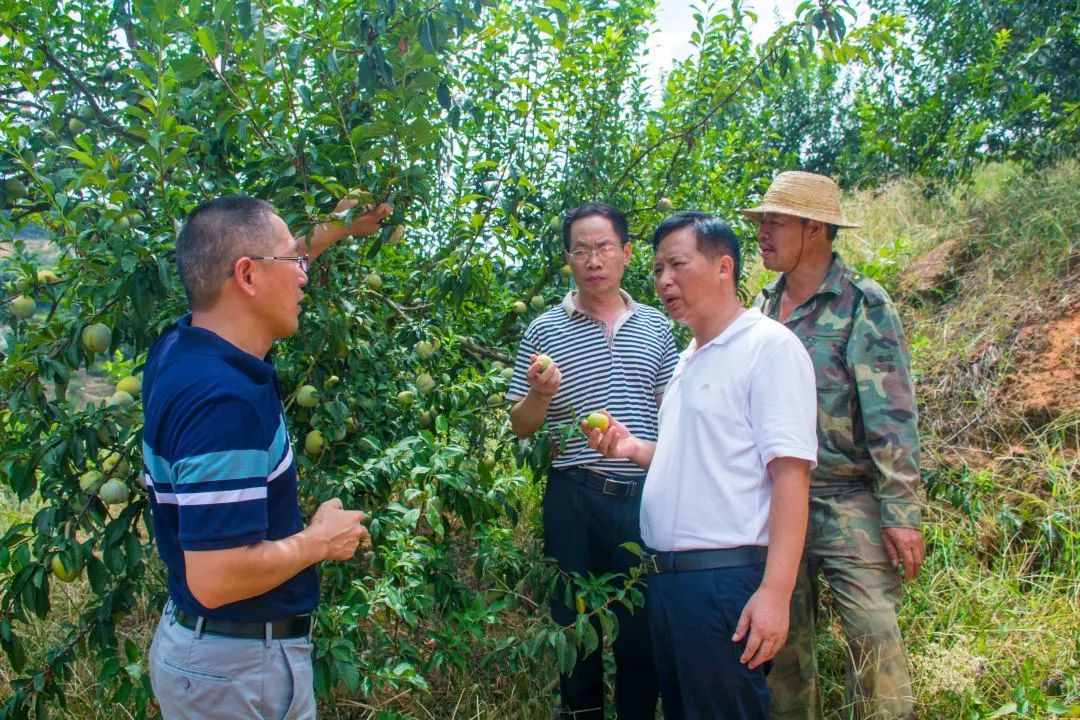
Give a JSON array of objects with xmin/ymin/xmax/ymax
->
[{"xmin": 739, "ymin": 203, "xmax": 860, "ymax": 229}]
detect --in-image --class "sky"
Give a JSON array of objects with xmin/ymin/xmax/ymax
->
[{"xmin": 642, "ymin": 0, "xmax": 849, "ymax": 97}]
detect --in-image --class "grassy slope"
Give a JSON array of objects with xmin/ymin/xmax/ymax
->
[{"xmin": 2, "ymin": 162, "xmax": 1077, "ymax": 719}]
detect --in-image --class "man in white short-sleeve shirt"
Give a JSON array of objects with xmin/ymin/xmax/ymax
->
[{"xmin": 586, "ymin": 211, "xmax": 818, "ymax": 720}]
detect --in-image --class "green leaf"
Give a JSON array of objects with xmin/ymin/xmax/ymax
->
[
  {"xmin": 195, "ymin": 28, "xmax": 216, "ymax": 58},
  {"xmin": 419, "ymin": 17, "xmax": 438, "ymax": 53}
]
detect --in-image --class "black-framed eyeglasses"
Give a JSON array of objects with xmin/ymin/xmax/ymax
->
[{"xmin": 226, "ymin": 255, "xmax": 310, "ymax": 278}]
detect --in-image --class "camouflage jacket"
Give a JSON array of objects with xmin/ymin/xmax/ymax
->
[{"xmin": 754, "ymin": 253, "xmax": 922, "ymax": 529}]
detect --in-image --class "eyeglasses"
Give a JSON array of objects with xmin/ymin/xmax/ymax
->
[
  {"xmin": 567, "ymin": 244, "xmax": 621, "ymax": 264},
  {"xmin": 226, "ymin": 255, "xmax": 310, "ymax": 278}
]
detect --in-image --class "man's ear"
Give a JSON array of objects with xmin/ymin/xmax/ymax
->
[{"xmin": 230, "ymin": 258, "xmax": 257, "ymax": 296}]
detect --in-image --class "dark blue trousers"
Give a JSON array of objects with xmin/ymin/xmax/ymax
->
[
  {"xmin": 544, "ymin": 467, "xmax": 660, "ymax": 720},
  {"xmin": 647, "ymin": 563, "xmax": 771, "ymax": 720}
]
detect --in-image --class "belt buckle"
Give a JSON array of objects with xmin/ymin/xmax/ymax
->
[
  {"xmin": 640, "ymin": 551, "xmax": 659, "ymax": 573},
  {"xmin": 602, "ymin": 477, "xmax": 622, "ymax": 496}
]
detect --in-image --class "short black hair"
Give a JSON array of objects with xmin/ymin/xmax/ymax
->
[
  {"xmin": 561, "ymin": 202, "xmax": 629, "ymax": 251},
  {"xmin": 175, "ymin": 196, "xmax": 278, "ymax": 311},
  {"xmin": 651, "ymin": 211, "xmax": 741, "ymax": 280},
  {"xmin": 801, "ymin": 217, "xmax": 838, "ymax": 242}
]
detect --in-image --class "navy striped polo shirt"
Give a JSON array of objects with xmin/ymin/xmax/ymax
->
[
  {"xmin": 507, "ymin": 291, "xmax": 679, "ymax": 476},
  {"xmin": 141, "ymin": 316, "xmax": 317, "ymax": 621}
]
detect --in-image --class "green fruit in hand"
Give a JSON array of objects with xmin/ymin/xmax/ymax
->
[
  {"xmin": 10, "ymin": 295, "xmax": 36, "ymax": 319},
  {"xmin": 79, "ymin": 470, "xmax": 104, "ymax": 492},
  {"xmin": 304, "ymin": 430, "xmax": 324, "ymax": 456},
  {"xmin": 657, "ymin": 197, "xmax": 674, "ymax": 211},
  {"xmin": 4, "ymin": 179, "xmax": 28, "ymax": 199},
  {"xmin": 68, "ymin": 117, "xmax": 86, "ymax": 134},
  {"xmin": 365, "ymin": 272, "xmax": 383, "ymax": 291},
  {"xmin": 295, "ymin": 384, "xmax": 320, "ymax": 408},
  {"xmin": 530, "ymin": 295, "xmax": 545, "ymax": 310},
  {"xmin": 512, "ymin": 301, "xmax": 527, "ymax": 315},
  {"xmin": 346, "ymin": 188, "xmax": 375, "ymax": 204},
  {"xmin": 36, "ymin": 269, "xmax": 60, "ymax": 284},
  {"xmin": 396, "ymin": 390, "xmax": 415, "ymax": 407},
  {"xmin": 115, "ymin": 376, "xmax": 141, "ymax": 397},
  {"xmin": 108, "ymin": 390, "xmax": 135, "ymax": 411},
  {"xmin": 536, "ymin": 354, "xmax": 554, "ymax": 371},
  {"xmin": 52, "ymin": 555, "xmax": 82, "ymax": 583},
  {"xmin": 585, "ymin": 412, "xmax": 609, "ymax": 432},
  {"xmin": 414, "ymin": 339, "xmax": 435, "ymax": 359},
  {"xmin": 81, "ymin": 323, "xmax": 112, "ymax": 354},
  {"xmin": 415, "ymin": 372, "xmax": 436, "ymax": 395},
  {"xmin": 98, "ymin": 478, "xmax": 130, "ymax": 505}
]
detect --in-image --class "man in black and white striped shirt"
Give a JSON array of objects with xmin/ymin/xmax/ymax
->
[{"xmin": 508, "ymin": 202, "xmax": 679, "ymax": 720}]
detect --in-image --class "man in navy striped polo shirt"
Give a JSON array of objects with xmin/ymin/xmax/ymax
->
[
  {"xmin": 143, "ymin": 196, "xmax": 385, "ymax": 719},
  {"xmin": 508, "ymin": 202, "xmax": 679, "ymax": 719}
]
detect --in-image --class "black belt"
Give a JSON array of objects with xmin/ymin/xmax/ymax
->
[
  {"xmin": 641, "ymin": 545, "xmax": 767, "ymax": 573},
  {"xmin": 174, "ymin": 608, "xmax": 312, "ymax": 640},
  {"xmin": 557, "ymin": 466, "xmax": 643, "ymax": 497}
]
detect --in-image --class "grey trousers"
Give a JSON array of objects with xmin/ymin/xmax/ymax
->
[{"xmin": 149, "ymin": 605, "xmax": 317, "ymax": 720}]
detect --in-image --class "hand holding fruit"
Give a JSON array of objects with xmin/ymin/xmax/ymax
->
[
  {"xmin": 332, "ymin": 196, "xmax": 393, "ymax": 238},
  {"xmin": 582, "ymin": 411, "xmax": 637, "ymax": 460},
  {"xmin": 526, "ymin": 353, "xmax": 560, "ymax": 398},
  {"xmin": 309, "ymin": 498, "xmax": 369, "ymax": 561}
]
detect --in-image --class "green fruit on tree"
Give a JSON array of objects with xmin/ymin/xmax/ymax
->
[
  {"xmin": 413, "ymin": 339, "xmax": 435, "ymax": 359},
  {"xmin": 68, "ymin": 117, "xmax": 86, "ymax": 134},
  {"xmin": 36, "ymin": 269, "xmax": 60, "ymax": 284},
  {"xmin": 102, "ymin": 452, "xmax": 130, "ymax": 477},
  {"xmin": 346, "ymin": 188, "xmax": 375, "ymax": 204},
  {"xmin": 585, "ymin": 412, "xmax": 609, "ymax": 432},
  {"xmin": 10, "ymin": 295, "xmax": 36, "ymax": 319},
  {"xmin": 304, "ymin": 430, "xmax": 324, "ymax": 456},
  {"xmin": 81, "ymin": 323, "xmax": 112, "ymax": 354},
  {"xmin": 98, "ymin": 478, "xmax": 130, "ymax": 505},
  {"xmin": 365, "ymin": 272, "xmax": 383, "ymax": 291},
  {"xmin": 483, "ymin": 454, "xmax": 497, "ymax": 469},
  {"xmin": 418, "ymin": 410, "xmax": 434, "ymax": 428},
  {"xmin": 512, "ymin": 301, "xmax": 527, "ymax": 315},
  {"xmin": 536, "ymin": 354, "xmax": 554, "ymax": 371},
  {"xmin": 487, "ymin": 392, "xmax": 504, "ymax": 405},
  {"xmin": 108, "ymin": 390, "xmax": 135, "ymax": 411},
  {"xmin": 325, "ymin": 375, "xmax": 340, "ymax": 388},
  {"xmin": 562, "ymin": 264, "xmax": 572, "ymax": 277},
  {"xmin": 4, "ymin": 178, "xmax": 28, "ymax": 199},
  {"xmin": 52, "ymin": 555, "xmax": 83, "ymax": 583},
  {"xmin": 115, "ymin": 375, "xmax": 141, "ymax": 396},
  {"xmin": 415, "ymin": 372, "xmax": 436, "ymax": 395},
  {"xmin": 295, "ymin": 384, "xmax": 320, "ymax": 408},
  {"xmin": 657, "ymin": 197, "xmax": 674, "ymax": 212},
  {"xmin": 397, "ymin": 390, "xmax": 415, "ymax": 407},
  {"xmin": 79, "ymin": 470, "xmax": 104, "ymax": 492},
  {"xmin": 111, "ymin": 215, "xmax": 131, "ymax": 232},
  {"xmin": 530, "ymin": 295, "xmax": 545, "ymax": 310},
  {"xmin": 388, "ymin": 224, "xmax": 406, "ymax": 245},
  {"xmin": 549, "ymin": 216, "xmax": 562, "ymax": 233},
  {"xmin": 500, "ymin": 367, "xmax": 515, "ymax": 379},
  {"xmin": 491, "ymin": 360, "xmax": 506, "ymax": 372}
]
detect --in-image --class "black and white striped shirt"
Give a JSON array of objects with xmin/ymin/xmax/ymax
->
[{"xmin": 508, "ymin": 290, "xmax": 679, "ymax": 476}]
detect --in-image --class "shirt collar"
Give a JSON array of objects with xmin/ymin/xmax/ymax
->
[
  {"xmin": 560, "ymin": 289, "xmax": 639, "ymax": 318},
  {"xmin": 173, "ymin": 314, "xmax": 277, "ymax": 384},
  {"xmin": 684, "ymin": 307, "xmax": 764, "ymax": 356},
  {"xmin": 760, "ymin": 252, "xmax": 847, "ymax": 300}
]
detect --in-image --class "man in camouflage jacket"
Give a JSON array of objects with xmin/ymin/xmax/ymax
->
[{"xmin": 742, "ymin": 171, "xmax": 924, "ymax": 719}]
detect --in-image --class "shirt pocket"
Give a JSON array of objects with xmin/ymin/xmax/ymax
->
[{"xmin": 803, "ymin": 333, "xmax": 857, "ymax": 456}]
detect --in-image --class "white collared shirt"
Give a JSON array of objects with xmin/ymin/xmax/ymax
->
[{"xmin": 640, "ymin": 308, "xmax": 818, "ymax": 551}]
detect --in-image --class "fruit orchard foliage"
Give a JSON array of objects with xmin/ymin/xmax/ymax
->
[{"xmin": 0, "ymin": 0, "xmax": 868, "ymax": 716}]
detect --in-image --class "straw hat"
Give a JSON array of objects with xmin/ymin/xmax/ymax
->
[{"xmin": 739, "ymin": 171, "xmax": 860, "ymax": 228}]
